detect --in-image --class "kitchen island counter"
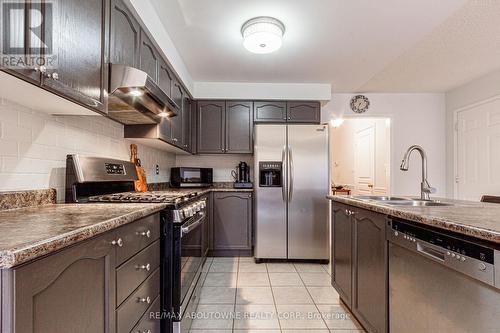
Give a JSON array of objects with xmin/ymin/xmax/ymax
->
[
  {"xmin": 0, "ymin": 203, "xmax": 166, "ymax": 269},
  {"xmin": 328, "ymin": 195, "xmax": 500, "ymax": 244}
]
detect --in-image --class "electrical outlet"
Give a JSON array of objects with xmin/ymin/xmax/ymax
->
[{"xmin": 155, "ymin": 165, "xmax": 160, "ymax": 175}]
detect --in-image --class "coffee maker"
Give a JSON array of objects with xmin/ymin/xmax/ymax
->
[{"xmin": 232, "ymin": 161, "xmax": 253, "ymax": 189}]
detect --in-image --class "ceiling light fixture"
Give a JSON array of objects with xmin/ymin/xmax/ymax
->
[{"xmin": 241, "ymin": 16, "xmax": 285, "ymax": 54}]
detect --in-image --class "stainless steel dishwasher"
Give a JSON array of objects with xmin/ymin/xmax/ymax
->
[{"xmin": 387, "ymin": 219, "xmax": 500, "ymax": 333}]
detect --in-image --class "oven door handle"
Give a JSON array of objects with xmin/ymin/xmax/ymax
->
[{"xmin": 181, "ymin": 213, "xmax": 205, "ymax": 237}]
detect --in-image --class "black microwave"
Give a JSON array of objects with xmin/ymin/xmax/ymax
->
[{"xmin": 170, "ymin": 167, "xmax": 213, "ymax": 188}]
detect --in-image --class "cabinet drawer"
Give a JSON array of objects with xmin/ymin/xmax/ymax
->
[
  {"xmin": 115, "ymin": 213, "xmax": 160, "ymax": 266},
  {"xmin": 116, "ymin": 240, "xmax": 160, "ymax": 306},
  {"xmin": 131, "ymin": 295, "xmax": 161, "ymax": 333},
  {"xmin": 117, "ymin": 268, "xmax": 160, "ymax": 333}
]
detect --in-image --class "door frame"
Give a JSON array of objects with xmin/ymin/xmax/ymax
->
[
  {"xmin": 330, "ymin": 116, "xmax": 392, "ymax": 195},
  {"xmin": 452, "ymin": 94, "xmax": 500, "ymax": 199},
  {"xmin": 354, "ymin": 124, "xmax": 375, "ymax": 196}
]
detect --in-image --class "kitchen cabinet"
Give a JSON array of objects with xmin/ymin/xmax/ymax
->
[
  {"xmin": 254, "ymin": 101, "xmax": 321, "ymax": 123},
  {"xmin": 197, "ymin": 100, "xmax": 226, "ymax": 153},
  {"xmin": 170, "ymin": 81, "xmax": 184, "ymax": 145},
  {"xmin": 287, "ymin": 101, "xmax": 321, "ymax": 123},
  {"xmin": 158, "ymin": 58, "xmax": 174, "ymax": 98},
  {"xmin": 197, "ymin": 100, "xmax": 253, "ymax": 154},
  {"xmin": 254, "ymin": 101, "xmax": 287, "ymax": 123},
  {"xmin": 42, "ymin": 0, "xmax": 107, "ymax": 112},
  {"xmin": 2, "ymin": 231, "xmax": 117, "ymax": 333},
  {"xmin": 352, "ymin": 207, "xmax": 388, "ymax": 333},
  {"xmin": 212, "ymin": 192, "xmax": 253, "ymax": 255},
  {"xmin": 0, "ymin": 213, "xmax": 162, "ymax": 333},
  {"xmin": 331, "ymin": 202, "xmax": 388, "ymax": 333},
  {"xmin": 332, "ymin": 202, "xmax": 353, "ymax": 307},
  {"xmin": 110, "ymin": 0, "xmax": 140, "ymax": 67},
  {"xmin": 182, "ymin": 93, "xmax": 192, "ymax": 151},
  {"xmin": 139, "ymin": 30, "xmax": 159, "ymax": 83},
  {"xmin": 226, "ymin": 101, "xmax": 254, "ymax": 153}
]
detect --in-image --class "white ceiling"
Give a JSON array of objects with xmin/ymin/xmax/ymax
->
[{"xmin": 150, "ymin": 0, "xmax": 500, "ymax": 93}]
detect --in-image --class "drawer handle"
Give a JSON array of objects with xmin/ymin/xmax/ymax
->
[
  {"xmin": 111, "ymin": 238, "xmax": 123, "ymax": 247},
  {"xmin": 138, "ymin": 230, "xmax": 151, "ymax": 238},
  {"xmin": 137, "ymin": 263, "xmax": 151, "ymax": 271},
  {"xmin": 138, "ymin": 296, "xmax": 151, "ymax": 304}
]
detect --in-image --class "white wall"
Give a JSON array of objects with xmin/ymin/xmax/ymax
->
[
  {"xmin": 0, "ymin": 98, "xmax": 176, "ymax": 201},
  {"xmin": 331, "ymin": 118, "xmax": 391, "ymax": 195},
  {"xmin": 323, "ymin": 93, "xmax": 446, "ymax": 197},
  {"xmin": 175, "ymin": 154, "xmax": 253, "ymax": 182},
  {"xmin": 445, "ymin": 69, "xmax": 500, "ymax": 197}
]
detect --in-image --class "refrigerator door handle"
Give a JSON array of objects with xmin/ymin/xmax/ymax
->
[
  {"xmin": 288, "ymin": 145, "xmax": 294, "ymax": 202},
  {"xmin": 282, "ymin": 145, "xmax": 287, "ymax": 202}
]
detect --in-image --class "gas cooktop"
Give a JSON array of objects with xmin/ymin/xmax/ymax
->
[{"xmin": 88, "ymin": 191, "xmax": 198, "ymax": 204}]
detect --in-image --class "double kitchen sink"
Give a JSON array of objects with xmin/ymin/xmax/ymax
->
[{"xmin": 353, "ymin": 195, "xmax": 453, "ymax": 207}]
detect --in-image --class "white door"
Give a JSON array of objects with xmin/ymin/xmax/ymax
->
[
  {"xmin": 354, "ymin": 126, "xmax": 375, "ymax": 195},
  {"xmin": 456, "ymin": 98, "xmax": 500, "ymax": 201}
]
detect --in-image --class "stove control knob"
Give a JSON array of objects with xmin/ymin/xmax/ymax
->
[
  {"xmin": 195, "ymin": 202, "xmax": 202, "ymax": 212},
  {"xmin": 183, "ymin": 208, "xmax": 191, "ymax": 218},
  {"xmin": 479, "ymin": 263, "xmax": 486, "ymax": 271},
  {"xmin": 200, "ymin": 201, "xmax": 206, "ymax": 209}
]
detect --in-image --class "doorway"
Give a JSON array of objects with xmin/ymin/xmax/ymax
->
[{"xmin": 330, "ymin": 118, "xmax": 391, "ymax": 196}]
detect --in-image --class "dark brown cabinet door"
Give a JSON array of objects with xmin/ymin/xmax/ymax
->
[
  {"xmin": 11, "ymin": 232, "xmax": 116, "ymax": 333},
  {"xmin": 197, "ymin": 100, "xmax": 225, "ymax": 153},
  {"xmin": 352, "ymin": 208, "xmax": 388, "ymax": 333},
  {"xmin": 0, "ymin": 1, "xmax": 42, "ymax": 84},
  {"xmin": 254, "ymin": 101, "xmax": 287, "ymax": 123},
  {"xmin": 170, "ymin": 81, "xmax": 184, "ymax": 145},
  {"xmin": 182, "ymin": 93, "xmax": 192, "ymax": 151},
  {"xmin": 139, "ymin": 30, "xmax": 158, "ymax": 82},
  {"xmin": 110, "ymin": 0, "xmax": 140, "ymax": 67},
  {"xmin": 226, "ymin": 101, "xmax": 253, "ymax": 154},
  {"xmin": 287, "ymin": 101, "xmax": 321, "ymax": 123},
  {"xmin": 158, "ymin": 59, "xmax": 173, "ymax": 98},
  {"xmin": 43, "ymin": 0, "xmax": 106, "ymax": 111},
  {"xmin": 332, "ymin": 202, "xmax": 353, "ymax": 307},
  {"xmin": 212, "ymin": 192, "xmax": 253, "ymax": 251}
]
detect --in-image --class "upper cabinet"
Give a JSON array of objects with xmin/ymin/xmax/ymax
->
[
  {"xmin": 226, "ymin": 101, "xmax": 253, "ymax": 154},
  {"xmin": 197, "ymin": 101, "xmax": 226, "ymax": 153},
  {"xmin": 110, "ymin": 0, "xmax": 140, "ymax": 67},
  {"xmin": 287, "ymin": 101, "xmax": 321, "ymax": 123},
  {"xmin": 182, "ymin": 93, "xmax": 192, "ymax": 151},
  {"xmin": 254, "ymin": 101, "xmax": 287, "ymax": 123},
  {"xmin": 197, "ymin": 100, "xmax": 254, "ymax": 154},
  {"xmin": 158, "ymin": 59, "xmax": 173, "ymax": 98},
  {"xmin": 254, "ymin": 101, "xmax": 321, "ymax": 124},
  {"xmin": 139, "ymin": 30, "xmax": 159, "ymax": 83}
]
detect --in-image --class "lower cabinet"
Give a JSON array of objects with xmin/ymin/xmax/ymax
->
[
  {"xmin": 0, "ymin": 213, "xmax": 162, "ymax": 333},
  {"xmin": 331, "ymin": 202, "xmax": 353, "ymax": 307},
  {"xmin": 5, "ymin": 231, "xmax": 117, "ymax": 333},
  {"xmin": 211, "ymin": 192, "xmax": 253, "ymax": 255},
  {"xmin": 331, "ymin": 203, "xmax": 388, "ymax": 333}
]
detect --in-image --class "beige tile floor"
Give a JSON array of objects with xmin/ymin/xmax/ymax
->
[{"xmin": 190, "ymin": 257, "xmax": 366, "ymax": 333}]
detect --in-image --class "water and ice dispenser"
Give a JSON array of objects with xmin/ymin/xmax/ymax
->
[{"xmin": 259, "ymin": 162, "xmax": 282, "ymax": 187}]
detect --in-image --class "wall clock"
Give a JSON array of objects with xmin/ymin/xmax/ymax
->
[{"xmin": 350, "ymin": 95, "xmax": 370, "ymax": 113}]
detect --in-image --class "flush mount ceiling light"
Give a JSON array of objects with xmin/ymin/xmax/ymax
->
[{"xmin": 241, "ymin": 16, "xmax": 285, "ymax": 54}]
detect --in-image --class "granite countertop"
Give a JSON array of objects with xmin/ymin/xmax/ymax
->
[
  {"xmin": 0, "ymin": 203, "xmax": 166, "ymax": 269},
  {"xmin": 328, "ymin": 195, "xmax": 500, "ymax": 244}
]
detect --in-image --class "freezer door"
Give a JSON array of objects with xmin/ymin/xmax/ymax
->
[
  {"xmin": 287, "ymin": 125, "xmax": 329, "ymax": 260},
  {"xmin": 254, "ymin": 125, "xmax": 287, "ymax": 259}
]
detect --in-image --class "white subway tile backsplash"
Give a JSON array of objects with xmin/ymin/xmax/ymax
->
[{"xmin": 0, "ymin": 98, "xmax": 176, "ymax": 199}]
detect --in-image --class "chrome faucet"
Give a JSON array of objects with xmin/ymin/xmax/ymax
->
[{"xmin": 400, "ymin": 145, "xmax": 436, "ymax": 200}]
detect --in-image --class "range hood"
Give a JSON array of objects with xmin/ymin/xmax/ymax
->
[{"xmin": 107, "ymin": 64, "xmax": 178, "ymax": 125}]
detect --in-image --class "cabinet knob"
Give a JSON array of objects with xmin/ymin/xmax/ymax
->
[
  {"xmin": 39, "ymin": 65, "xmax": 47, "ymax": 73},
  {"xmin": 138, "ymin": 230, "xmax": 151, "ymax": 238},
  {"xmin": 111, "ymin": 238, "xmax": 123, "ymax": 247},
  {"xmin": 137, "ymin": 263, "xmax": 151, "ymax": 271},
  {"xmin": 288, "ymin": 117, "xmax": 291, "ymax": 120},
  {"xmin": 51, "ymin": 72, "xmax": 59, "ymax": 80},
  {"xmin": 173, "ymin": 138, "xmax": 178, "ymax": 142},
  {"xmin": 138, "ymin": 296, "xmax": 151, "ymax": 304}
]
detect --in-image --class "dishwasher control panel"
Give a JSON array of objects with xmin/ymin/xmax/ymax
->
[{"xmin": 388, "ymin": 219, "xmax": 499, "ymax": 288}]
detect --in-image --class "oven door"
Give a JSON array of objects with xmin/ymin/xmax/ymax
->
[{"xmin": 172, "ymin": 210, "xmax": 207, "ymax": 332}]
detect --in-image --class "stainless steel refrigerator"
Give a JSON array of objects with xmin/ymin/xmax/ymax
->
[{"xmin": 254, "ymin": 124, "xmax": 329, "ymax": 260}]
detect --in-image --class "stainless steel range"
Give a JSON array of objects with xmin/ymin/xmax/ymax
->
[{"xmin": 65, "ymin": 154, "xmax": 209, "ymax": 333}]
